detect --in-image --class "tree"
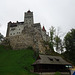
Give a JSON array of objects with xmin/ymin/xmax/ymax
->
[
  {"xmin": 54, "ymin": 35, "xmax": 61, "ymax": 52},
  {"xmin": 49, "ymin": 26, "xmax": 64, "ymax": 53},
  {"xmin": 54, "ymin": 27, "xmax": 64, "ymax": 53},
  {"xmin": 64, "ymin": 29, "xmax": 75, "ymax": 64},
  {"xmin": 49, "ymin": 26, "xmax": 55, "ymax": 44},
  {"xmin": 54, "ymin": 35, "xmax": 64, "ymax": 53},
  {"xmin": 49, "ymin": 26, "xmax": 55, "ymax": 51},
  {"xmin": 0, "ymin": 33, "xmax": 4, "ymax": 43}
]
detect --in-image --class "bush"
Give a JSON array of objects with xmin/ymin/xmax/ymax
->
[
  {"xmin": 54, "ymin": 72, "xmax": 61, "ymax": 75},
  {"xmin": 26, "ymin": 46, "xmax": 33, "ymax": 50}
]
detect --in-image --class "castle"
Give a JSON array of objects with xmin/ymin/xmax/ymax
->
[{"xmin": 6, "ymin": 10, "xmax": 50, "ymax": 53}]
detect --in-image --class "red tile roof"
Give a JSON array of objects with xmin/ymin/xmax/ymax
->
[{"xmin": 42, "ymin": 26, "xmax": 46, "ymax": 32}]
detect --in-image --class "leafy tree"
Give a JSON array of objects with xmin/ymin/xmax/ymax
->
[
  {"xmin": 54, "ymin": 35, "xmax": 64, "ymax": 53},
  {"xmin": 64, "ymin": 29, "xmax": 75, "ymax": 65},
  {"xmin": 49, "ymin": 26, "xmax": 64, "ymax": 53},
  {"xmin": 0, "ymin": 33, "xmax": 4, "ymax": 43},
  {"xmin": 54, "ymin": 35, "xmax": 61, "ymax": 52},
  {"xmin": 49, "ymin": 26, "xmax": 55, "ymax": 51},
  {"xmin": 49, "ymin": 26, "xmax": 55, "ymax": 44},
  {"xmin": 60, "ymin": 40, "xmax": 64, "ymax": 53}
]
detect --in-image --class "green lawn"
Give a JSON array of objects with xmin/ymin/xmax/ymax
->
[{"xmin": 0, "ymin": 45, "xmax": 37, "ymax": 75}]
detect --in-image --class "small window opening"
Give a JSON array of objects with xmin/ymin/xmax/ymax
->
[
  {"xmin": 48, "ymin": 57, "xmax": 53, "ymax": 61},
  {"xmin": 10, "ymin": 33, "xmax": 12, "ymax": 35},
  {"xmin": 13, "ymin": 33, "xmax": 15, "ymax": 35},
  {"xmin": 55, "ymin": 58, "xmax": 59, "ymax": 61}
]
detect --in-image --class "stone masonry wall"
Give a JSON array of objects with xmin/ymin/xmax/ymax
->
[{"xmin": 6, "ymin": 24, "xmax": 47, "ymax": 54}]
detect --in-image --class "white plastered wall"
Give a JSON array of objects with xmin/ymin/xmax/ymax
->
[{"xmin": 9, "ymin": 24, "xmax": 24, "ymax": 36}]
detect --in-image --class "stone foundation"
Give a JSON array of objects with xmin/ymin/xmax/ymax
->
[{"xmin": 5, "ymin": 24, "xmax": 50, "ymax": 54}]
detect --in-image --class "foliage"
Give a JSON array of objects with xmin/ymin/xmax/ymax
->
[
  {"xmin": 54, "ymin": 35, "xmax": 63, "ymax": 53},
  {"xmin": 49, "ymin": 42, "xmax": 54, "ymax": 51},
  {"xmin": 49, "ymin": 26, "xmax": 55, "ymax": 52},
  {"xmin": 49, "ymin": 26, "xmax": 64, "ymax": 53},
  {"xmin": 0, "ymin": 45, "xmax": 38, "ymax": 75},
  {"xmin": 1, "ymin": 38, "xmax": 12, "ymax": 50},
  {"xmin": 0, "ymin": 33, "xmax": 4, "ymax": 42},
  {"xmin": 43, "ymin": 41, "xmax": 54, "ymax": 52},
  {"xmin": 49, "ymin": 26, "xmax": 55, "ymax": 44},
  {"xmin": 0, "ymin": 33, "xmax": 3, "ymax": 39},
  {"xmin": 54, "ymin": 72, "xmax": 61, "ymax": 75},
  {"xmin": 34, "ymin": 50, "xmax": 39, "ymax": 60},
  {"xmin": 26, "ymin": 46, "xmax": 33, "ymax": 50},
  {"xmin": 54, "ymin": 35, "xmax": 61, "ymax": 50},
  {"xmin": 64, "ymin": 28, "xmax": 75, "ymax": 65}
]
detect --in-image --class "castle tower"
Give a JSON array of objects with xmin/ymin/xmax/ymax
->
[{"xmin": 24, "ymin": 10, "xmax": 34, "ymax": 26}]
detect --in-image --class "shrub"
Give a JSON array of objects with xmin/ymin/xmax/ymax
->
[{"xmin": 54, "ymin": 72, "xmax": 61, "ymax": 75}]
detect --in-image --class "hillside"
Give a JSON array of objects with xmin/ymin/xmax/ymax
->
[{"xmin": 0, "ymin": 45, "xmax": 38, "ymax": 75}]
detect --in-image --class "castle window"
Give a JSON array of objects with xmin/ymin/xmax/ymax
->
[
  {"xmin": 55, "ymin": 58, "xmax": 59, "ymax": 61},
  {"xmin": 11, "ymin": 28, "xmax": 15, "ymax": 31},
  {"xmin": 10, "ymin": 33, "xmax": 12, "ymax": 35},
  {"xmin": 17, "ymin": 32, "xmax": 20, "ymax": 34},
  {"xmin": 19, "ymin": 32, "xmax": 20, "ymax": 34},
  {"xmin": 13, "ymin": 33, "xmax": 15, "ymax": 35},
  {"xmin": 48, "ymin": 57, "xmax": 53, "ymax": 61}
]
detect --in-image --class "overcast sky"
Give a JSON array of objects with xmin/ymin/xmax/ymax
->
[{"xmin": 0, "ymin": 0, "xmax": 75, "ymax": 38}]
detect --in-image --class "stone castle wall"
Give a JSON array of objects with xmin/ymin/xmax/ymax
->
[{"xmin": 6, "ymin": 24, "xmax": 48, "ymax": 54}]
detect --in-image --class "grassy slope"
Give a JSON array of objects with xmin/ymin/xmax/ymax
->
[{"xmin": 0, "ymin": 45, "xmax": 37, "ymax": 75}]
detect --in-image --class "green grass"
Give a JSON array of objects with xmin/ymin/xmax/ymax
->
[{"xmin": 0, "ymin": 45, "xmax": 37, "ymax": 75}]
